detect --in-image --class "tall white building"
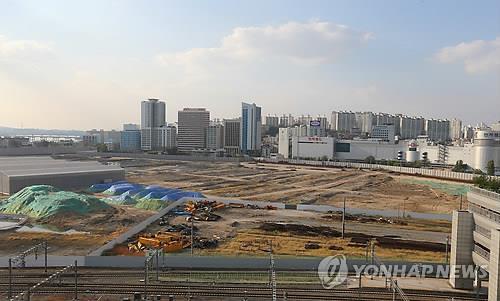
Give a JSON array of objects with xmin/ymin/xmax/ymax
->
[
  {"xmin": 279, "ymin": 114, "xmax": 294, "ymax": 127},
  {"xmin": 160, "ymin": 125, "xmax": 177, "ymax": 151},
  {"xmin": 399, "ymin": 116, "xmax": 425, "ymax": 139},
  {"xmin": 426, "ymin": 119, "xmax": 450, "ymax": 142},
  {"xmin": 265, "ymin": 115, "xmax": 279, "ymax": 127},
  {"xmin": 331, "ymin": 111, "xmax": 356, "ymax": 133},
  {"xmin": 449, "ymin": 118, "xmax": 463, "ymax": 141},
  {"xmin": 177, "ymin": 108, "xmax": 210, "ymax": 152},
  {"xmin": 241, "ymin": 102, "xmax": 262, "ymax": 154},
  {"xmin": 140, "ymin": 99, "xmax": 166, "ymax": 151},
  {"xmin": 206, "ymin": 122, "xmax": 224, "ymax": 150},
  {"xmin": 355, "ymin": 112, "xmax": 374, "ymax": 134}
]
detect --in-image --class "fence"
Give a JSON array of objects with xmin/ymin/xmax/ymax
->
[{"xmin": 258, "ymin": 158, "xmax": 500, "ymax": 183}]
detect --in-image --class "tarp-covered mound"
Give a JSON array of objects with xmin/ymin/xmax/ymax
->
[
  {"xmin": 87, "ymin": 182, "xmax": 206, "ymax": 211},
  {"xmin": 0, "ymin": 185, "xmax": 111, "ymax": 219}
]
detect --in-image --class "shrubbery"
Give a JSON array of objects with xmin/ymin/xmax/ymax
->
[{"xmin": 473, "ymin": 175, "xmax": 500, "ymax": 193}]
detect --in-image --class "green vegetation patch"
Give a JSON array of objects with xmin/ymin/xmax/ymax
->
[{"xmin": 399, "ymin": 178, "xmax": 469, "ymax": 196}]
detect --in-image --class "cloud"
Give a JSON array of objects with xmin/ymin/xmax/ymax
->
[
  {"xmin": 434, "ymin": 37, "xmax": 500, "ymax": 74},
  {"xmin": 157, "ymin": 21, "xmax": 374, "ymax": 69},
  {"xmin": 0, "ymin": 35, "xmax": 53, "ymax": 61}
]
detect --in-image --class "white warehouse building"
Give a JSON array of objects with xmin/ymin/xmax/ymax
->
[{"xmin": 278, "ymin": 128, "xmax": 500, "ymax": 173}]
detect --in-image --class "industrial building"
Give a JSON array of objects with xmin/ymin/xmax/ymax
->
[
  {"xmin": 0, "ymin": 156, "xmax": 124, "ymax": 194},
  {"xmin": 449, "ymin": 187, "xmax": 500, "ymax": 301},
  {"xmin": 278, "ymin": 128, "xmax": 500, "ymax": 174}
]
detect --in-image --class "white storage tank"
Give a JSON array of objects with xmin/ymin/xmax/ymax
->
[{"xmin": 406, "ymin": 140, "xmax": 420, "ymax": 162}]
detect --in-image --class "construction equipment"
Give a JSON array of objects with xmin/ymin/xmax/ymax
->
[{"xmin": 129, "ymin": 231, "xmax": 190, "ymax": 253}]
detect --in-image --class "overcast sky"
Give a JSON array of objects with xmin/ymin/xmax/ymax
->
[{"xmin": 0, "ymin": 0, "xmax": 499, "ymax": 130}]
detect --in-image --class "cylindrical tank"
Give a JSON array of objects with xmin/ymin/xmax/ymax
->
[
  {"xmin": 406, "ymin": 140, "xmax": 420, "ymax": 162},
  {"xmin": 473, "ymin": 130, "xmax": 496, "ymax": 172}
]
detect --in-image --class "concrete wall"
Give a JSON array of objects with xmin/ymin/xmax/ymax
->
[
  {"xmin": 449, "ymin": 211, "xmax": 474, "ymax": 289},
  {"xmin": 258, "ymin": 157, "xmax": 497, "ymax": 182},
  {"xmin": 6, "ymin": 170, "xmax": 124, "ymax": 194},
  {"xmin": 335, "ymin": 140, "xmax": 405, "ymax": 161}
]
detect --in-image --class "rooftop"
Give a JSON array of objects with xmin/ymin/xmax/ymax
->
[{"xmin": 0, "ymin": 156, "xmax": 122, "ymax": 177}]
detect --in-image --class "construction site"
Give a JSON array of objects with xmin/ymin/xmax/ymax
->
[
  {"xmin": 0, "ymin": 156, "xmax": 465, "ymax": 259},
  {"xmin": 0, "ymin": 157, "xmax": 486, "ymax": 300}
]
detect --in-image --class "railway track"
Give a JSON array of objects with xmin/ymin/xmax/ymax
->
[{"xmin": 0, "ymin": 282, "xmax": 487, "ymax": 301}]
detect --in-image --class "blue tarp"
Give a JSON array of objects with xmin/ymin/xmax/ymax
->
[
  {"xmin": 104, "ymin": 183, "xmax": 144, "ymax": 195},
  {"xmin": 88, "ymin": 181, "xmax": 128, "ymax": 193}
]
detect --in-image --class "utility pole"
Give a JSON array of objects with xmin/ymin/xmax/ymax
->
[
  {"xmin": 44, "ymin": 241, "xmax": 48, "ymax": 274},
  {"xmin": 8, "ymin": 258, "xmax": 12, "ymax": 299},
  {"xmin": 191, "ymin": 217, "xmax": 194, "ymax": 256},
  {"xmin": 402, "ymin": 199, "xmax": 406, "ymax": 219},
  {"xmin": 460, "ymin": 195, "xmax": 463, "ymax": 211},
  {"xmin": 341, "ymin": 197, "xmax": 346, "ymax": 239},
  {"xmin": 74, "ymin": 260, "xmax": 78, "ymax": 301},
  {"xmin": 445, "ymin": 236, "xmax": 450, "ymax": 264}
]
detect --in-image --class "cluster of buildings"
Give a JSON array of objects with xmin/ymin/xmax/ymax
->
[
  {"xmin": 83, "ymin": 99, "xmax": 263, "ymax": 157},
  {"xmin": 81, "ymin": 100, "xmax": 499, "ymax": 174}
]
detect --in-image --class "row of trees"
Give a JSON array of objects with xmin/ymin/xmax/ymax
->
[{"xmin": 473, "ymin": 175, "xmax": 500, "ymax": 193}]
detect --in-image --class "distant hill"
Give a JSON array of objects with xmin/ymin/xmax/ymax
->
[{"xmin": 0, "ymin": 126, "xmax": 85, "ymax": 137}]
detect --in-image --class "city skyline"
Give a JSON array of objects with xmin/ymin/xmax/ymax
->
[{"xmin": 0, "ymin": 0, "xmax": 499, "ymax": 130}]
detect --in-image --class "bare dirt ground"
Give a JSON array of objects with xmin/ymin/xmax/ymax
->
[
  {"xmin": 111, "ymin": 206, "xmax": 450, "ymax": 262},
  {"xmin": 0, "ymin": 205, "xmax": 154, "ymax": 256},
  {"xmin": 125, "ymin": 160, "xmax": 467, "ymax": 214}
]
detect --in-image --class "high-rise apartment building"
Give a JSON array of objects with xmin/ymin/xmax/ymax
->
[
  {"xmin": 399, "ymin": 116, "xmax": 425, "ymax": 139},
  {"xmin": 331, "ymin": 111, "xmax": 356, "ymax": 133},
  {"xmin": 265, "ymin": 115, "xmax": 279, "ymax": 127},
  {"xmin": 223, "ymin": 118, "xmax": 241, "ymax": 156},
  {"xmin": 206, "ymin": 122, "xmax": 224, "ymax": 150},
  {"xmin": 426, "ymin": 119, "xmax": 450, "ymax": 142},
  {"xmin": 241, "ymin": 102, "xmax": 262, "ymax": 153},
  {"xmin": 449, "ymin": 118, "xmax": 463, "ymax": 141},
  {"xmin": 177, "ymin": 108, "xmax": 210, "ymax": 152},
  {"xmin": 355, "ymin": 112, "xmax": 374, "ymax": 134},
  {"xmin": 160, "ymin": 125, "xmax": 177, "ymax": 151},
  {"xmin": 279, "ymin": 114, "xmax": 294, "ymax": 127},
  {"xmin": 140, "ymin": 99, "xmax": 166, "ymax": 151}
]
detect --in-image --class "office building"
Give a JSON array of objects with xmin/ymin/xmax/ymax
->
[
  {"xmin": 120, "ymin": 124, "xmax": 141, "ymax": 152},
  {"xmin": 371, "ymin": 124, "xmax": 396, "ymax": 143},
  {"xmin": 206, "ymin": 122, "xmax": 224, "ymax": 150},
  {"xmin": 177, "ymin": 108, "xmax": 210, "ymax": 152},
  {"xmin": 223, "ymin": 118, "xmax": 241, "ymax": 156},
  {"xmin": 140, "ymin": 98, "xmax": 166, "ymax": 151},
  {"xmin": 241, "ymin": 102, "xmax": 262, "ymax": 153},
  {"xmin": 426, "ymin": 119, "xmax": 450, "ymax": 142}
]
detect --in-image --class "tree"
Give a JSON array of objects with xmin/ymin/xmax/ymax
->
[
  {"xmin": 364, "ymin": 156, "xmax": 376, "ymax": 164},
  {"xmin": 452, "ymin": 160, "xmax": 467, "ymax": 172},
  {"xmin": 96, "ymin": 144, "xmax": 108, "ymax": 152},
  {"xmin": 487, "ymin": 160, "xmax": 495, "ymax": 176}
]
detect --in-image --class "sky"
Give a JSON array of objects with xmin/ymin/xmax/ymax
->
[{"xmin": 0, "ymin": 0, "xmax": 499, "ymax": 130}]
